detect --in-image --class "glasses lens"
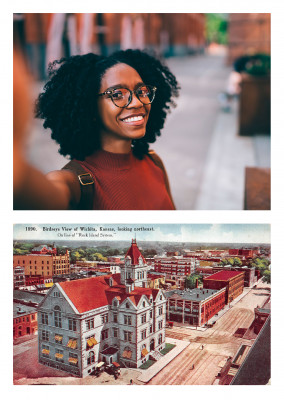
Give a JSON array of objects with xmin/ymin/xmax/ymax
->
[
  {"xmin": 136, "ymin": 85, "xmax": 155, "ymax": 104},
  {"xmin": 111, "ymin": 88, "xmax": 130, "ymax": 107}
]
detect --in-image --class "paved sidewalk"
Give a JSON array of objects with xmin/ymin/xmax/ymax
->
[{"xmin": 137, "ymin": 337, "xmax": 190, "ymax": 383}]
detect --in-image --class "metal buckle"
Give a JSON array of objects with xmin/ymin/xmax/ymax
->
[{"xmin": 78, "ymin": 173, "xmax": 94, "ymax": 186}]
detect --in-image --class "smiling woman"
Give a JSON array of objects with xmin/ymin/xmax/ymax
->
[{"xmin": 14, "ymin": 49, "xmax": 180, "ymax": 210}]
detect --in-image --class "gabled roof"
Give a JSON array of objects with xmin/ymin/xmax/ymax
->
[
  {"xmin": 58, "ymin": 274, "xmax": 159, "ymax": 313},
  {"xmin": 125, "ymin": 239, "xmax": 146, "ymax": 265}
]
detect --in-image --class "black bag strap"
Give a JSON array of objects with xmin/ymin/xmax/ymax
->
[
  {"xmin": 147, "ymin": 150, "xmax": 176, "ymax": 209},
  {"xmin": 62, "ymin": 160, "xmax": 94, "ymax": 210}
]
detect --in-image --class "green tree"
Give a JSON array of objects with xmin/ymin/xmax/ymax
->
[
  {"xmin": 262, "ymin": 270, "xmax": 271, "ymax": 284},
  {"xmin": 184, "ymin": 274, "xmax": 202, "ymax": 289}
]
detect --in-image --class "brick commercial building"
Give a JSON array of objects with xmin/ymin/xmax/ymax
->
[
  {"xmin": 165, "ymin": 287, "xmax": 226, "ymax": 327},
  {"xmin": 37, "ymin": 240, "xmax": 166, "ymax": 377},
  {"xmin": 154, "ymin": 256, "xmax": 199, "ymax": 278},
  {"xmin": 13, "ymin": 246, "xmax": 70, "ymax": 278},
  {"xmin": 13, "ymin": 290, "xmax": 45, "ymax": 339},
  {"xmin": 212, "ymin": 265, "xmax": 257, "ymax": 288},
  {"xmin": 203, "ymin": 271, "xmax": 245, "ymax": 304}
]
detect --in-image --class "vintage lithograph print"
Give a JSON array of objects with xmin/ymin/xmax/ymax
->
[{"xmin": 13, "ymin": 223, "xmax": 271, "ymax": 385}]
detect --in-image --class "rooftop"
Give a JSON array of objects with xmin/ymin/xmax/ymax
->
[
  {"xmin": 165, "ymin": 288, "xmax": 220, "ymax": 302},
  {"xmin": 13, "ymin": 303, "xmax": 37, "ymax": 318},
  {"xmin": 125, "ymin": 239, "xmax": 146, "ymax": 265},
  {"xmin": 13, "ymin": 289, "xmax": 45, "ymax": 305},
  {"xmin": 58, "ymin": 274, "xmax": 159, "ymax": 313},
  {"xmin": 204, "ymin": 270, "xmax": 244, "ymax": 281}
]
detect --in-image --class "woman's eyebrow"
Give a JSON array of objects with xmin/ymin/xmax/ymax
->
[{"xmin": 105, "ymin": 82, "xmax": 145, "ymax": 91}]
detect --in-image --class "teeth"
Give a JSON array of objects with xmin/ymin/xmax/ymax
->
[{"xmin": 123, "ymin": 116, "xmax": 143, "ymax": 122}]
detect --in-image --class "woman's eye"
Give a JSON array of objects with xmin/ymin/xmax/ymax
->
[
  {"xmin": 112, "ymin": 90, "xmax": 124, "ymax": 99},
  {"xmin": 138, "ymin": 88, "xmax": 150, "ymax": 97}
]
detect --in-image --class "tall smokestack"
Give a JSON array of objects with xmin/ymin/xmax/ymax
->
[{"xmin": 195, "ymin": 278, "xmax": 199, "ymax": 288}]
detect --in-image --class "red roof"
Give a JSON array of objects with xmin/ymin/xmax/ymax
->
[
  {"xmin": 125, "ymin": 239, "xmax": 146, "ymax": 264},
  {"xmin": 204, "ymin": 270, "xmax": 244, "ymax": 282},
  {"xmin": 59, "ymin": 274, "xmax": 159, "ymax": 313}
]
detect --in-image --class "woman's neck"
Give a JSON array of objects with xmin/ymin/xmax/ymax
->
[{"xmin": 101, "ymin": 136, "xmax": 132, "ymax": 154}]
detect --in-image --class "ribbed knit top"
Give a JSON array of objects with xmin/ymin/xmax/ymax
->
[{"xmin": 76, "ymin": 149, "xmax": 175, "ymax": 210}]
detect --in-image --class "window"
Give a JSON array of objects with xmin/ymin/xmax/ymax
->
[
  {"xmin": 125, "ymin": 303, "xmax": 130, "ymax": 309},
  {"xmin": 158, "ymin": 320, "xmax": 163, "ymax": 330},
  {"xmin": 55, "ymin": 334, "xmax": 63, "ymax": 344},
  {"xmin": 42, "ymin": 344, "xmax": 50, "ymax": 357},
  {"xmin": 55, "ymin": 349, "xmax": 64, "ymax": 362},
  {"xmin": 113, "ymin": 327, "xmax": 118, "ymax": 338},
  {"xmin": 101, "ymin": 329, "xmax": 109, "ymax": 340},
  {"xmin": 124, "ymin": 315, "xmax": 131, "ymax": 325},
  {"xmin": 113, "ymin": 313, "xmax": 118, "ymax": 323},
  {"xmin": 160, "ymin": 295, "xmax": 162, "ymax": 300},
  {"xmin": 158, "ymin": 334, "xmax": 163, "ymax": 345},
  {"xmin": 150, "ymin": 310, "xmax": 153, "ymax": 318},
  {"xmin": 54, "ymin": 306, "xmax": 62, "ymax": 328},
  {"xmin": 141, "ymin": 329, "xmax": 147, "ymax": 340},
  {"xmin": 86, "ymin": 318, "xmax": 94, "ymax": 330},
  {"xmin": 149, "ymin": 324, "xmax": 153, "ymax": 334},
  {"xmin": 42, "ymin": 330, "xmax": 49, "ymax": 341},
  {"xmin": 142, "ymin": 301, "xmax": 146, "ymax": 307},
  {"xmin": 124, "ymin": 331, "xmax": 132, "ymax": 342},
  {"xmin": 68, "ymin": 318, "xmax": 77, "ymax": 332},
  {"xmin": 101, "ymin": 314, "xmax": 108, "ymax": 324},
  {"xmin": 69, "ymin": 352, "xmax": 78, "ymax": 365},
  {"xmin": 87, "ymin": 351, "xmax": 95, "ymax": 365},
  {"xmin": 158, "ymin": 306, "xmax": 163, "ymax": 316},
  {"xmin": 141, "ymin": 313, "xmax": 146, "ymax": 323}
]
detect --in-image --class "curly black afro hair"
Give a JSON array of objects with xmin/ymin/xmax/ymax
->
[{"xmin": 35, "ymin": 49, "xmax": 180, "ymax": 160}]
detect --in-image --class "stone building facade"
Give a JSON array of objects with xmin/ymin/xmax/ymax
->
[{"xmin": 37, "ymin": 240, "xmax": 166, "ymax": 377}]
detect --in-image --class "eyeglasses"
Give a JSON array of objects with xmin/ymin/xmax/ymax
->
[{"xmin": 98, "ymin": 84, "xmax": 157, "ymax": 108}]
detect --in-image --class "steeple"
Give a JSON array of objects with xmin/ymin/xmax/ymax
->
[{"xmin": 120, "ymin": 239, "xmax": 148, "ymax": 288}]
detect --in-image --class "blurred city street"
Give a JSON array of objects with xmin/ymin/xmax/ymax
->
[{"xmin": 26, "ymin": 51, "xmax": 270, "ymax": 210}]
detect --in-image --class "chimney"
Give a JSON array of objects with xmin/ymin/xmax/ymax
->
[{"xmin": 195, "ymin": 278, "xmax": 199, "ymax": 288}]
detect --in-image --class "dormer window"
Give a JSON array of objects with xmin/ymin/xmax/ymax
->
[
  {"xmin": 126, "ymin": 303, "xmax": 130, "ymax": 309},
  {"xmin": 113, "ymin": 299, "xmax": 118, "ymax": 307},
  {"xmin": 142, "ymin": 301, "xmax": 146, "ymax": 307}
]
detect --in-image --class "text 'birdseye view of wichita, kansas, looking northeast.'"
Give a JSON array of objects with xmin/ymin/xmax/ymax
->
[{"xmin": 13, "ymin": 224, "xmax": 271, "ymax": 385}]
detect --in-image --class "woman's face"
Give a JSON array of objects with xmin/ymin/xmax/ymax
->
[{"xmin": 97, "ymin": 63, "xmax": 151, "ymax": 146}]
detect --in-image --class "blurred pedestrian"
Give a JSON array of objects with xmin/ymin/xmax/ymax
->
[{"xmin": 15, "ymin": 50, "xmax": 179, "ymax": 210}]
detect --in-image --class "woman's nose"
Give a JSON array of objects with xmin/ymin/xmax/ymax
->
[{"xmin": 127, "ymin": 91, "xmax": 143, "ymax": 108}]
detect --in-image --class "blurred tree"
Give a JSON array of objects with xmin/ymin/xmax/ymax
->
[{"xmin": 206, "ymin": 13, "xmax": 228, "ymax": 44}]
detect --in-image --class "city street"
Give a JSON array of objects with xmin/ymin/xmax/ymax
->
[
  {"xmin": 26, "ymin": 51, "xmax": 270, "ymax": 209},
  {"xmin": 147, "ymin": 280, "xmax": 270, "ymax": 385}
]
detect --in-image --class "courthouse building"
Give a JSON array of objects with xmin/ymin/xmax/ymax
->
[{"xmin": 37, "ymin": 240, "xmax": 166, "ymax": 377}]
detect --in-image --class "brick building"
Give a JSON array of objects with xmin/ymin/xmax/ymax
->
[
  {"xmin": 165, "ymin": 287, "xmax": 226, "ymax": 327},
  {"xmin": 13, "ymin": 265, "xmax": 25, "ymax": 288},
  {"xmin": 13, "ymin": 290, "xmax": 45, "ymax": 339},
  {"xmin": 227, "ymin": 13, "xmax": 271, "ymax": 65},
  {"xmin": 203, "ymin": 271, "xmax": 245, "ymax": 304},
  {"xmin": 154, "ymin": 256, "xmax": 199, "ymax": 277},
  {"xmin": 13, "ymin": 246, "xmax": 70, "ymax": 278},
  {"xmin": 37, "ymin": 240, "xmax": 166, "ymax": 377},
  {"xmin": 212, "ymin": 265, "xmax": 257, "ymax": 287}
]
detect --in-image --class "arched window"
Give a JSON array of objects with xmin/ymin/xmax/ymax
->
[
  {"xmin": 158, "ymin": 334, "xmax": 163, "ymax": 345},
  {"xmin": 54, "ymin": 306, "xmax": 62, "ymax": 328},
  {"xmin": 87, "ymin": 351, "xmax": 95, "ymax": 365}
]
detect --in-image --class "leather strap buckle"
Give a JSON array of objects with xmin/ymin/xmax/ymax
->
[{"xmin": 78, "ymin": 173, "xmax": 94, "ymax": 186}]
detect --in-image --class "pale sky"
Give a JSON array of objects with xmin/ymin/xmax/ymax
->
[{"xmin": 13, "ymin": 224, "xmax": 270, "ymax": 244}]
